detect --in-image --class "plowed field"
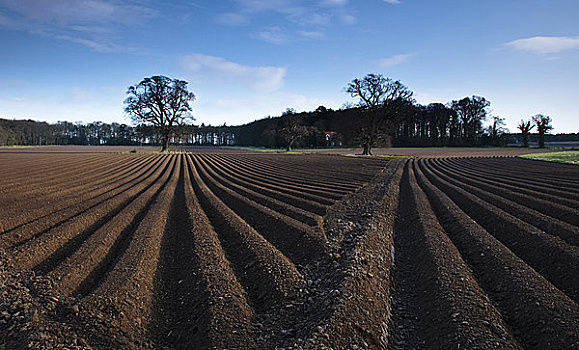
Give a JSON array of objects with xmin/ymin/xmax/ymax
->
[{"xmin": 0, "ymin": 149, "xmax": 577, "ymax": 349}]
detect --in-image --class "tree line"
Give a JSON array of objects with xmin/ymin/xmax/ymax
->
[
  {"xmin": 0, "ymin": 119, "xmax": 138, "ymax": 146},
  {"xmin": 1, "ymin": 74, "xmax": 567, "ymax": 151},
  {"xmin": 2, "ymin": 115, "xmax": 572, "ymax": 149},
  {"xmin": 120, "ymin": 74, "xmax": 558, "ymax": 153},
  {"xmin": 0, "ymin": 119, "xmax": 237, "ymax": 147}
]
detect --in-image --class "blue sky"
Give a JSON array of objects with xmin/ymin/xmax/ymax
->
[{"xmin": 1, "ymin": 0, "xmax": 578, "ymax": 133}]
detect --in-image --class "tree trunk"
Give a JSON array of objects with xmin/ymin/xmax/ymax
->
[
  {"xmin": 286, "ymin": 138, "xmax": 295, "ymax": 152},
  {"xmin": 161, "ymin": 136, "xmax": 169, "ymax": 153},
  {"xmin": 362, "ymin": 143, "xmax": 370, "ymax": 155},
  {"xmin": 538, "ymin": 133, "xmax": 545, "ymax": 148}
]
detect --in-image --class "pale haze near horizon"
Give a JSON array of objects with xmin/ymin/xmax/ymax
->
[{"xmin": 0, "ymin": 0, "xmax": 578, "ymax": 133}]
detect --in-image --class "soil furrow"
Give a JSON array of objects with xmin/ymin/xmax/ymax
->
[
  {"xmin": 223, "ymin": 156, "xmax": 360, "ymax": 191},
  {"xmin": 387, "ymin": 161, "xmax": 519, "ymax": 349},
  {"xmin": 0, "ymin": 154, "xmax": 109, "ymax": 188},
  {"xmin": 0, "ymin": 155, "xmax": 163, "ymax": 236},
  {"xmin": 2, "ymin": 149, "xmax": 577, "ymax": 349},
  {"xmin": 79, "ymin": 156, "xmax": 180, "ymax": 342},
  {"xmin": 4, "ymin": 156, "xmax": 145, "ymax": 197},
  {"xmin": 151, "ymin": 156, "xmax": 256, "ymax": 349},
  {"xmin": 413, "ymin": 161, "xmax": 579, "ymax": 349},
  {"xmin": 192, "ymin": 154, "xmax": 328, "ymax": 266},
  {"xmin": 0, "ymin": 154, "xmax": 166, "ymax": 248},
  {"xmin": 43, "ymin": 156, "xmax": 176, "ymax": 297},
  {"xmin": 442, "ymin": 158, "xmax": 579, "ymax": 200},
  {"xmin": 197, "ymin": 154, "xmax": 322, "ymax": 227},
  {"xmin": 205, "ymin": 155, "xmax": 336, "ymax": 206},
  {"xmin": 427, "ymin": 159, "xmax": 579, "ymax": 246},
  {"xmin": 0, "ymin": 155, "xmax": 131, "ymax": 205},
  {"xmin": 186, "ymin": 154, "xmax": 306, "ymax": 313},
  {"xmin": 242, "ymin": 152, "xmax": 381, "ymax": 187},
  {"xmin": 417, "ymin": 159, "xmax": 579, "ymax": 301},
  {"xmin": 0, "ymin": 154, "xmax": 149, "ymax": 215},
  {"xmin": 218, "ymin": 153, "xmax": 383, "ymax": 186},
  {"xmin": 212, "ymin": 154, "xmax": 348, "ymax": 200},
  {"xmin": 447, "ymin": 157, "xmax": 579, "ymax": 189},
  {"xmin": 8, "ymin": 156, "xmax": 173, "ymax": 269},
  {"xmin": 200, "ymin": 154, "xmax": 328, "ymax": 216},
  {"xmin": 437, "ymin": 158, "xmax": 579, "ymax": 210}
]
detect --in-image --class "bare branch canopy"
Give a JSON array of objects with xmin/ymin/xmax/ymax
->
[
  {"xmin": 124, "ymin": 75, "xmax": 195, "ymax": 152},
  {"xmin": 346, "ymin": 73, "xmax": 414, "ymax": 155}
]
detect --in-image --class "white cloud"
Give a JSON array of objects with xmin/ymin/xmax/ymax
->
[
  {"xmin": 179, "ymin": 54, "xmax": 286, "ymax": 93},
  {"xmin": 216, "ymin": 0, "xmax": 355, "ymax": 43},
  {"xmin": 53, "ymin": 34, "xmax": 136, "ymax": 53},
  {"xmin": 254, "ymin": 26, "xmax": 290, "ymax": 44},
  {"xmin": 0, "ymin": 11, "xmax": 20, "ymax": 28},
  {"xmin": 383, "ymin": 0, "xmax": 401, "ymax": 4},
  {"xmin": 287, "ymin": 11, "xmax": 331, "ymax": 27},
  {"xmin": 0, "ymin": 0, "xmax": 156, "ymax": 27},
  {"xmin": 214, "ymin": 12, "xmax": 249, "ymax": 26},
  {"xmin": 321, "ymin": 0, "xmax": 348, "ymax": 6},
  {"xmin": 177, "ymin": 52, "xmax": 340, "ymax": 125},
  {"xmin": 0, "ymin": 0, "xmax": 156, "ymax": 52},
  {"xmin": 379, "ymin": 53, "xmax": 416, "ymax": 67},
  {"xmin": 194, "ymin": 90, "xmax": 339, "ymax": 126},
  {"xmin": 299, "ymin": 30, "xmax": 325, "ymax": 39},
  {"xmin": 506, "ymin": 36, "xmax": 579, "ymax": 54},
  {"xmin": 228, "ymin": 0, "xmax": 290, "ymax": 13},
  {"xmin": 340, "ymin": 14, "xmax": 357, "ymax": 25}
]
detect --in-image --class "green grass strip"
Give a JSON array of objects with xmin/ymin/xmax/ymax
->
[{"xmin": 520, "ymin": 151, "xmax": 579, "ymax": 165}]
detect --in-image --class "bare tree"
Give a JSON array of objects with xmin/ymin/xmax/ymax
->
[
  {"xmin": 532, "ymin": 114, "xmax": 553, "ymax": 148},
  {"xmin": 487, "ymin": 115, "xmax": 508, "ymax": 145},
  {"xmin": 277, "ymin": 109, "xmax": 314, "ymax": 152},
  {"xmin": 124, "ymin": 75, "xmax": 195, "ymax": 152},
  {"xmin": 346, "ymin": 73, "xmax": 414, "ymax": 155},
  {"xmin": 450, "ymin": 96, "xmax": 490, "ymax": 143},
  {"xmin": 517, "ymin": 119, "xmax": 534, "ymax": 147}
]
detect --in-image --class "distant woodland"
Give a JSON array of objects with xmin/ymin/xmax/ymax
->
[
  {"xmin": 3, "ymin": 73, "xmax": 577, "ymax": 150},
  {"xmin": 5, "ymin": 73, "xmax": 575, "ymax": 150},
  {"xmin": 1, "ymin": 112, "xmax": 576, "ymax": 149}
]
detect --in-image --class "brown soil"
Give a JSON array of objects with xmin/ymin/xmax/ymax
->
[
  {"xmin": 0, "ymin": 148, "xmax": 577, "ymax": 349},
  {"xmin": 296, "ymin": 146, "xmax": 559, "ymax": 158}
]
